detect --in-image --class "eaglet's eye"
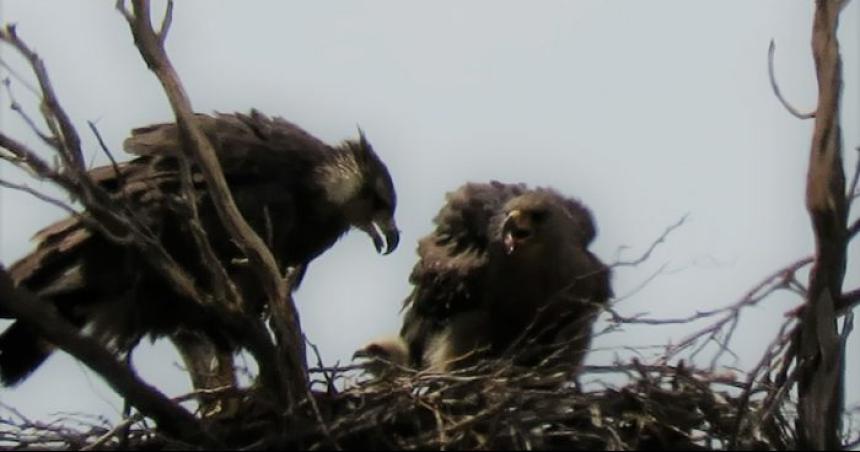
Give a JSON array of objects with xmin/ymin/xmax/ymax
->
[
  {"xmin": 530, "ymin": 210, "xmax": 549, "ymax": 223},
  {"xmin": 510, "ymin": 227, "xmax": 531, "ymax": 240}
]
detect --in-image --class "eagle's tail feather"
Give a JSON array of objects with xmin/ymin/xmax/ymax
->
[{"xmin": 0, "ymin": 322, "xmax": 54, "ymax": 386}]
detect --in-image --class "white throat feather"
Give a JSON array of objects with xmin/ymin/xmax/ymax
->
[{"xmin": 316, "ymin": 151, "xmax": 364, "ymax": 206}]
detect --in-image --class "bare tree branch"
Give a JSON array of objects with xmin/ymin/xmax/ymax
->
[
  {"xmin": 119, "ymin": 0, "xmax": 284, "ymax": 305},
  {"xmin": 0, "ymin": 178, "xmax": 77, "ymax": 216},
  {"xmin": 731, "ymin": 320, "xmax": 800, "ymax": 448},
  {"xmin": 119, "ymin": 0, "xmax": 307, "ymax": 406},
  {"xmin": 847, "ymin": 146, "xmax": 860, "ymax": 203},
  {"xmin": 612, "ymin": 214, "xmax": 688, "ymax": 268},
  {"xmin": 86, "ymin": 121, "xmax": 123, "ymax": 182},
  {"xmin": 796, "ymin": 1, "xmax": 850, "ymax": 448},
  {"xmin": 3, "ymin": 4, "xmax": 310, "ymax": 421},
  {"xmin": 2, "ymin": 78, "xmax": 57, "ymax": 148},
  {"xmin": 0, "ymin": 265, "xmax": 219, "ymax": 447},
  {"xmin": 837, "ymin": 287, "xmax": 860, "ymax": 314},
  {"xmin": 631, "ymin": 256, "xmax": 811, "ymax": 366},
  {"xmin": 2, "ymin": 54, "xmax": 290, "ymax": 424},
  {"xmin": 158, "ymin": 0, "xmax": 173, "ymax": 44},
  {"xmin": 0, "ymin": 25, "xmax": 85, "ymax": 170},
  {"xmin": 768, "ymin": 40, "xmax": 816, "ymax": 120}
]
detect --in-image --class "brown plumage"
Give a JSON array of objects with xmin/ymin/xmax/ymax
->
[
  {"xmin": 0, "ymin": 110, "xmax": 399, "ymax": 386},
  {"xmin": 358, "ymin": 181, "xmax": 611, "ymax": 375}
]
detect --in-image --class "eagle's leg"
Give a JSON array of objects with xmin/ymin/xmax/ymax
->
[{"xmin": 171, "ymin": 329, "xmax": 238, "ymax": 418}]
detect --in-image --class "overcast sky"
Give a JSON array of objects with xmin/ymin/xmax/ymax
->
[{"xmin": 0, "ymin": 1, "xmax": 858, "ymax": 424}]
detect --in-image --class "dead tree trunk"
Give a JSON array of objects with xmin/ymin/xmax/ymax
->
[{"xmin": 796, "ymin": 0, "xmax": 851, "ymax": 449}]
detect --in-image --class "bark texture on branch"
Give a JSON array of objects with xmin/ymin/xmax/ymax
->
[
  {"xmin": 797, "ymin": 0, "xmax": 850, "ymax": 449},
  {"xmin": 0, "ymin": 266, "xmax": 219, "ymax": 447},
  {"xmin": 120, "ymin": 0, "xmax": 309, "ymax": 407}
]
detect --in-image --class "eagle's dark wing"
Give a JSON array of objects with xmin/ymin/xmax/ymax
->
[
  {"xmin": 124, "ymin": 111, "xmax": 329, "ymax": 179},
  {"xmin": 399, "ymin": 181, "xmax": 525, "ymax": 368},
  {"xmin": 0, "ymin": 111, "xmax": 399, "ymax": 386},
  {"xmin": 0, "ymin": 154, "xmax": 265, "ymax": 384}
]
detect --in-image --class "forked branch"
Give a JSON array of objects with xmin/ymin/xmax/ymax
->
[{"xmin": 117, "ymin": 0, "xmax": 308, "ymax": 405}]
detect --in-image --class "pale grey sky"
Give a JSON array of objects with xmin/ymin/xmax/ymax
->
[{"xmin": 0, "ymin": 1, "xmax": 858, "ymax": 424}]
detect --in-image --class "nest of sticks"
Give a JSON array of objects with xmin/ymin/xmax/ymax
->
[{"xmin": 0, "ymin": 356, "xmax": 803, "ymax": 450}]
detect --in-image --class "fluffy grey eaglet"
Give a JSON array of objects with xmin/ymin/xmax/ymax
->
[
  {"xmin": 0, "ymin": 110, "xmax": 399, "ymax": 386},
  {"xmin": 356, "ymin": 181, "xmax": 610, "ymax": 375}
]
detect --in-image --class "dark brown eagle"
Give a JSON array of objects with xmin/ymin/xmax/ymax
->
[
  {"xmin": 356, "ymin": 181, "xmax": 610, "ymax": 374},
  {"xmin": 0, "ymin": 110, "xmax": 399, "ymax": 386}
]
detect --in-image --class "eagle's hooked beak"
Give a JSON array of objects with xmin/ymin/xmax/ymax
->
[
  {"xmin": 502, "ymin": 210, "xmax": 532, "ymax": 255},
  {"xmin": 363, "ymin": 215, "xmax": 400, "ymax": 255}
]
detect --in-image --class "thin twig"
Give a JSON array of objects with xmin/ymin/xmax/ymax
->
[
  {"xmin": 158, "ymin": 0, "xmax": 174, "ymax": 44},
  {"xmin": 0, "ymin": 178, "xmax": 77, "ymax": 216},
  {"xmin": 612, "ymin": 214, "xmax": 688, "ymax": 268},
  {"xmin": 121, "ymin": 0, "xmax": 307, "ymax": 406},
  {"xmin": 86, "ymin": 121, "xmax": 124, "ymax": 179},
  {"xmin": 0, "ymin": 24, "xmax": 85, "ymax": 169},
  {"xmin": 664, "ymin": 256, "xmax": 813, "ymax": 365},
  {"xmin": 767, "ymin": 40, "xmax": 816, "ymax": 120},
  {"xmin": 2, "ymin": 78, "xmax": 57, "ymax": 148},
  {"xmin": 847, "ymin": 146, "xmax": 860, "ymax": 205}
]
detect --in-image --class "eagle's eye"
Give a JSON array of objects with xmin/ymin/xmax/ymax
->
[
  {"xmin": 359, "ymin": 184, "xmax": 386, "ymax": 212},
  {"xmin": 373, "ymin": 192, "xmax": 391, "ymax": 213},
  {"xmin": 373, "ymin": 179, "xmax": 394, "ymax": 212}
]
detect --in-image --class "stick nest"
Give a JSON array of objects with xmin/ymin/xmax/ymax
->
[{"xmin": 0, "ymin": 358, "xmax": 798, "ymax": 450}]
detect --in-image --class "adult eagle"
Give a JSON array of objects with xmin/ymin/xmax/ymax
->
[
  {"xmin": 357, "ymin": 181, "xmax": 610, "ymax": 374},
  {"xmin": 0, "ymin": 110, "xmax": 399, "ymax": 386}
]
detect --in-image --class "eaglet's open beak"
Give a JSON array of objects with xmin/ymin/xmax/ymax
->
[
  {"xmin": 361, "ymin": 215, "xmax": 400, "ymax": 255},
  {"xmin": 501, "ymin": 210, "xmax": 533, "ymax": 255}
]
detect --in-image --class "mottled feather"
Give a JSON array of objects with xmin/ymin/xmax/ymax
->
[{"xmin": 399, "ymin": 181, "xmax": 611, "ymax": 372}]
